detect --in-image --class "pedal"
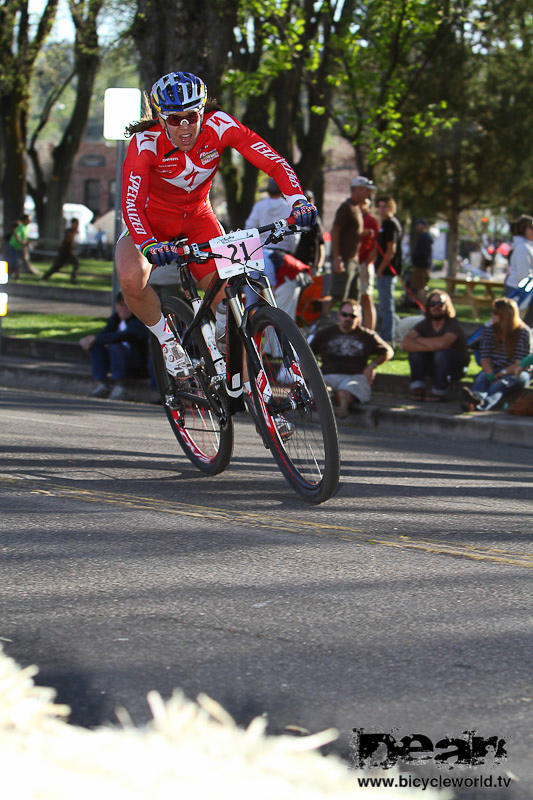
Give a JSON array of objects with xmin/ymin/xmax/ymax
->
[
  {"xmin": 164, "ymin": 393, "xmax": 182, "ymax": 410},
  {"xmin": 210, "ymin": 374, "xmax": 226, "ymax": 389}
]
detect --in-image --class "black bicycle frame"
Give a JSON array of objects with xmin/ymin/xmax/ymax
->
[{"xmin": 174, "ymin": 260, "xmax": 276, "ymax": 415}]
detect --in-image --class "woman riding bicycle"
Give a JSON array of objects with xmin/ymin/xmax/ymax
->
[{"xmin": 116, "ymin": 70, "xmax": 317, "ymax": 378}]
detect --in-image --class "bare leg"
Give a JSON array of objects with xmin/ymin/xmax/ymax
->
[
  {"xmin": 115, "ymin": 236, "xmax": 162, "ymax": 326},
  {"xmin": 361, "ymin": 293, "xmax": 376, "ymax": 330},
  {"xmin": 334, "ymin": 389, "xmax": 353, "ymax": 419}
]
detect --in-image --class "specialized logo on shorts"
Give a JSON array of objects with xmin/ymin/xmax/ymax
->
[
  {"xmin": 205, "ymin": 112, "xmax": 239, "ymax": 140},
  {"xmin": 135, "ymin": 131, "xmax": 160, "ymax": 155},
  {"xmin": 160, "ymin": 154, "xmax": 216, "ymax": 193}
]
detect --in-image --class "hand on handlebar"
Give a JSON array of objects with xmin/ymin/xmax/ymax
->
[
  {"xmin": 291, "ymin": 200, "xmax": 317, "ymax": 227},
  {"xmin": 142, "ymin": 241, "xmax": 181, "ymax": 266}
]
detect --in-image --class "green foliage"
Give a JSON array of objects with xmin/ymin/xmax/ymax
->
[{"xmin": 329, "ymin": 0, "xmax": 452, "ymax": 166}]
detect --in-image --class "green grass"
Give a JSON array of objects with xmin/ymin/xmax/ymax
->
[
  {"xmin": 19, "ymin": 258, "xmax": 114, "ymax": 292},
  {"xmin": 377, "ymin": 347, "xmax": 479, "ymax": 379},
  {"xmin": 3, "ymin": 274, "xmax": 487, "ymax": 378},
  {"xmin": 1, "ymin": 312, "xmax": 106, "ymax": 341}
]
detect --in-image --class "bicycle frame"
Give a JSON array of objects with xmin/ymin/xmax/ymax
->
[{"xmin": 176, "ymin": 260, "xmax": 277, "ymax": 410}]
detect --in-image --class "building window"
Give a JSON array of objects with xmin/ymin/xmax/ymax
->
[
  {"xmin": 84, "ymin": 179, "xmax": 100, "ymax": 216},
  {"xmin": 78, "ymin": 154, "xmax": 106, "ymax": 168},
  {"xmin": 108, "ymin": 179, "xmax": 116, "ymax": 212}
]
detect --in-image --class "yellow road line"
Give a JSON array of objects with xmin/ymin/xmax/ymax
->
[{"xmin": 2, "ymin": 475, "xmax": 532, "ymax": 568}]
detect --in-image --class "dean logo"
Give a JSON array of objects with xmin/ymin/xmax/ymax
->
[
  {"xmin": 352, "ymin": 729, "xmax": 507, "ymax": 770},
  {"xmin": 199, "ymin": 148, "xmax": 219, "ymax": 165}
]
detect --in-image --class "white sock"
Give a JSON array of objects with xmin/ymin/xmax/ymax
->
[
  {"xmin": 243, "ymin": 380, "xmax": 251, "ymax": 394},
  {"xmin": 147, "ymin": 314, "xmax": 173, "ymax": 344}
]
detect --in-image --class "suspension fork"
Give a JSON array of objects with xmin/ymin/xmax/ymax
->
[{"xmin": 179, "ymin": 266, "xmax": 226, "ymax": 381}]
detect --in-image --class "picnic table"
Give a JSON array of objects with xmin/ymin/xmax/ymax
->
[{"xmin": 444, "ymin": 276, "xmax": 505, "ymax": 318}]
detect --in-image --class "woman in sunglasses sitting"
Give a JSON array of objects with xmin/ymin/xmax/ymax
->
[
  {"xmin": 461, "ymin": 297, "xmax": 531, "ymax": 411},
  {"xmin": 402, "ymin": 290, "xmax": 470, "ymax": 402},
  {"xmin": 115, "ymin": 71, "xmax": 316, "ymax": 379}
]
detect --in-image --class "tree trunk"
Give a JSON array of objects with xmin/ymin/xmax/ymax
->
[
  {"xmin": 36, "ymin": 10, "xmax": 101, "ymax": 246},
  {"xmin": 1, "ymin": 94, "xmax": 27, "ymax": 237},
  {"xmin": 132, "ymin": 0, "xmax": 237, "ymax": 95},
  {"xmin": 446, "ymin": 209, "xmax": 459, "ymax": 279}
]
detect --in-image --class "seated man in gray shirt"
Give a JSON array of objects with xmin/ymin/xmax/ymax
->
[{"xmin": 310, "ymin": 298, "xmax": 393, "ymax": 418}]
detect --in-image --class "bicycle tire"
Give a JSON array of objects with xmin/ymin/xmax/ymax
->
[
  {"xmin": 246, "ymin": 306, "xmax": 340, "ymax": 503},
  {"xmin": 150, "ymin": 296, "xmax": 234, "ymax": 475}
]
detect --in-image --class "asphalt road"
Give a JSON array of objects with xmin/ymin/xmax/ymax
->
[{"xmin": 1, "ymin": 386, "xmax": 531, "ymax": 798}]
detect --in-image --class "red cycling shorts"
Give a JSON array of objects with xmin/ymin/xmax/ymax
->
[{"xmin": 146, "ymin": 203, "xmax": 224, "ymax": 281}]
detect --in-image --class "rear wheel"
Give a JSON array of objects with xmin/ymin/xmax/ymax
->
[
  {"xmin": 150, "ymin": 296, "xmax": 233, "ymax": 475},
  {"xmin": 246, "ymin": 306, "xmax": 340, "ymax": 503}
]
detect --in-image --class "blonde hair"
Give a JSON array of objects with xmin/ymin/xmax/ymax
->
[{"xmin": 492, "ymin": 297, "xmax": 525, "ymax": 358}]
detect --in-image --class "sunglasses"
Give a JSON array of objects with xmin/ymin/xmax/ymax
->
[
  {"xmin": 162, "ymin": 111, "xmax": 201, "ymax": 126},
  {"xmin": 340, "ymin": 311, "xmax": 357, "ymax": 318},
  {"xmin": 428, "ymin": 300, "xmax": 444, "ymax": 308}
]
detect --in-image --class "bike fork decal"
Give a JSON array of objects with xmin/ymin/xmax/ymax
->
[
  {"xmin": 256, "ymin": 369, "xmax": 273, "ymax": 403},
  {"xmin": 290, "ymin": 361, "xmax": 305, "ymax": 384}
]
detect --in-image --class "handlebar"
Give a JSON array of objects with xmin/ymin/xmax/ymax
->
[{"xmin": 145, "ymin": 217, "xmax": 298, "ymax": 266}]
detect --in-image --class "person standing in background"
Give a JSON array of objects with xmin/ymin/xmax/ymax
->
[
  {"xmin": 7, "ymin": 214, "xmax": 33, "ymax": 279},
  {"xmin": 410, "ymin": 218, "xmax": 433, "ymax": 304},
  {"xmin": 42, "ymin": 218, "xmax": 80, "ymax": 284},
  {"xmin": 327, "ymin": 176, "xmax": 377, "ymax": 312},
  {"xmin": 375, "ymin": 195, "xmax": 402, "ymax": 343},
  {"xmin": 354, "ymin": 196, "xmax": 379, "ymax": 329}
]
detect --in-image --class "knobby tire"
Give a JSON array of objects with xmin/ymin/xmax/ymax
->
[
  {"xmin": 150, "ymin": 296, "xmax": 233, "ymax": 475},
  {"xmin": 246, "ymin": 306, "xmax": 340, "ymax": 503}
]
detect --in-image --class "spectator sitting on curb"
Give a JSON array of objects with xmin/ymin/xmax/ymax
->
[
  {"xmin": 461, "ymin": 297, "xmax": 531, "ymax": 412},
  {"xmin": 309, "ymin": 298, "xmax": 393, "ymax": 419},
  {"xmin": 402, "ymin": 290, "xmax": 470, "ymax": 402},
  {"xmin": 80, "ymin": 292, "xmax": 149, "ymax": 400}
]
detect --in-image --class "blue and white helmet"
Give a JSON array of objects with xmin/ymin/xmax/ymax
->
[{"xmin": 150, "ymin": 72, "xmax": 207, "ymax": 115}]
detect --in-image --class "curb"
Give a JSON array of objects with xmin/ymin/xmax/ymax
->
[
  {"xmin": 0, "ymin": 355, "xmax": 155, "ymax": 403},
  {"xmin": 6, "ymin": 282, "xmax": 111, "ymax": 305},
  {"xmin": 1, "ymin": 336, "xmax": 85, "ymax": 363},
  {"xmin": 1, "ymin": 352, "xmax": 532, "ymax": 449},
  {"xmin": 339, "ymin": 402, "xmax": 533, "ymax": 448}
]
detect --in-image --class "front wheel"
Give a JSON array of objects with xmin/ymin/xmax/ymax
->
[
  {"xmin": 246, "ymin": 306, "xmax": 340, "ymax": 503},
  {"xmin": 150, "ymin": 296, "xmax": 234, "ymax": 475}
]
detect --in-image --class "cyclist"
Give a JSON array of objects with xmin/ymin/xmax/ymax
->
[{"xmin": 116, "ymin": 71, "xmax": 316, "ymax": 378}]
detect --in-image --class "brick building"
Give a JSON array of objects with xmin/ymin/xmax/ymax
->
[{"xmin": 67, "ymin": 141, "xmax": 117, "ymax": 220}]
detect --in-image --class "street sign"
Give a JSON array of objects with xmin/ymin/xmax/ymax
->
[{"xmin": 103, "ymin": 88, "xmax": 141, "ymax": 141}]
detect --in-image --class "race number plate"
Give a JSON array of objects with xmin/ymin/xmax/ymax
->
[{"xmin": 209, "ymin": 228, "xmax": 265, "ymax": 278}]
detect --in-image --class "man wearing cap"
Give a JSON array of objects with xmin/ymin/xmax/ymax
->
[
  {"xmin": 328, "ymin": 176, "xmax": 377, "ymax": 310},
  {"xmin": 410, "ymin": 218, "xmax": 433, "ymax": 302}
]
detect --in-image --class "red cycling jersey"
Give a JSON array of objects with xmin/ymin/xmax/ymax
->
[{"xmin": 122, "ymin": 110, "xmax": 307, "ymax": 278}]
